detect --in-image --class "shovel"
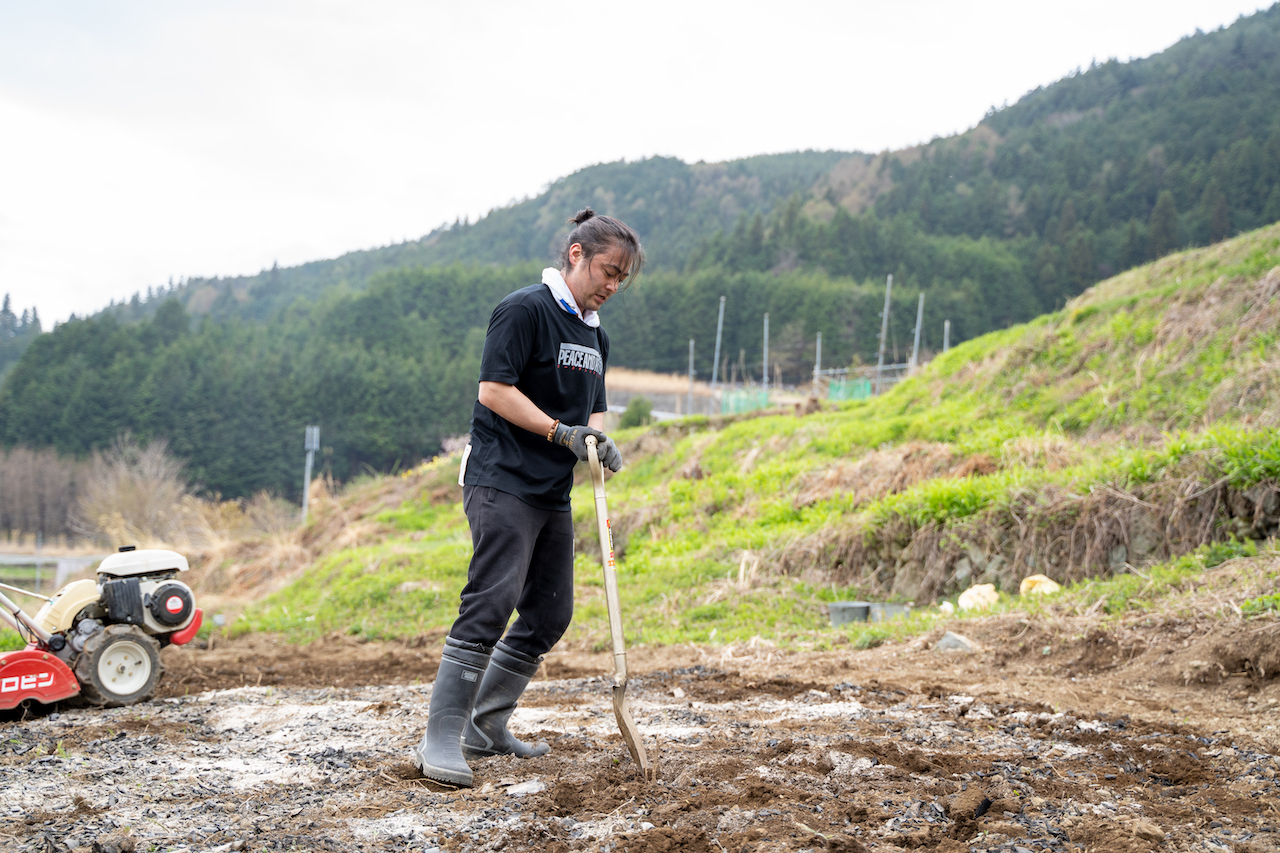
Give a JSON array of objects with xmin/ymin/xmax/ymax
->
[{"xmin": 584, "ymin": 435, "xmax": 653, "ymax": 779}]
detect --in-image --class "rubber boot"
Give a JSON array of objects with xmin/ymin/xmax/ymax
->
[
  {"xmin": 414, "ymin": 637, "xmax": 491, "ymax": 786},
  {"xmin": 462, "ymin": 641, "xmax": 551, "ymax": 760}
]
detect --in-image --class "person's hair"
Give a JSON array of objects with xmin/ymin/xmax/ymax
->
[{"xmin": 558, "ymin": 208, "xmax": 644, "ymax": 287}]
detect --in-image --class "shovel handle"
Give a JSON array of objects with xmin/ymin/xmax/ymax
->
[
  {"xmin": 586, "ymin": 435, "xmax": 652, "ymax": 778},
  {"xmin": 586, "ymin": 436, "xmax": 628, "ymax": 682}
]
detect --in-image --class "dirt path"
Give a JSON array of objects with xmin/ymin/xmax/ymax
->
[{"xmin": 2, "ymin": 613, "xmax": 1278, "ymax": 853}]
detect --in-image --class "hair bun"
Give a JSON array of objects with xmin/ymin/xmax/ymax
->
[{"xmin": 568, "ymin": 208, "xmax": 597, "ymax": 226}]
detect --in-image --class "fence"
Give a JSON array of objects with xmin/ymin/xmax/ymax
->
[
  {"xmin": 870, "ymin": 363, "xmax": 912, "ymax": 395},
  {"xmin": 819, "ymin": 363, "xmax": 913, "ymax": 400},
  {"xmin": 721, "ymin": 389, "xmax": 771, "ymax": 414},
  {"xmin": 827, "ymin": 378, "xmax": 873, "ymax": 401},
  {"xmin": 0, "ymin": 554, "xmax": 105, "ymax": 595}
]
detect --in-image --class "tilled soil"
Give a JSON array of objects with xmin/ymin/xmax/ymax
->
[{"xmin": 2, "ymin": 615, "xmax": 1279, "ymax": 853}]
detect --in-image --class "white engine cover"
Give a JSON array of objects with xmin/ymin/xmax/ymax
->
[
  {"xmin": 97, "ymin": 549, "xmax": 189, "ymax": 578},
  {"xmin": 95, "ymin": 576, "xmax": 197, "ymax": 635},
  {"xmin": 137, "ymin": 578, "xmax": 196, "ymax": 634}
]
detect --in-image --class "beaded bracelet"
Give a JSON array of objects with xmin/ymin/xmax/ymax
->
[{"xmin": 546, "ymin": 419, "xmax": 560, "ymax": 442}]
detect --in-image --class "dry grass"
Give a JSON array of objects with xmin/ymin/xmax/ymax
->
[
  {"xmin": 775, "ymin": 453, "xmax": 1274, "ymax": 604},
  {"xmin": 606, "ymin": 366, "xmax": 714, "ymax": 396},
  {"xmin": 792, "ymin": 442, "xmax": 985, "ymax": 509},
  {"xmin": 917, "ymin": 231, "xmax": 1280, "ymax": 433},
  {"xmin": 1197, "ymin": 268, "xmax": 1280, "ymax": 426},
  {"xmin": 71, "ymin": 435, "xmax": 300, "ymax": 553},
  {"xmin": 186, "ymin": 477, "xmax": 359, "ymax": 601},
  {"xmin": 1075, "ymin": 222, "xmax": 1280, "ymax": 309},
  {"xmin": 75, "ymin": 435, "xmax": 212, "ymax": 548},
  {"xmin": 1147, "ymin": 266, "xmax": 1279, "ymax": 374},
  {"xmin": 999, "ymin": 434, "xmax": 1085, "ymax": 471},
  {"xmin": 0, "ymin": 532, "xmax": 103, "ymax": 556},
  {"xmin": 184, "ymin": 456, "xmax": 465, "ymax": 614}
]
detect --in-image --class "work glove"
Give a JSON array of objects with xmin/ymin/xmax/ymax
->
[{"xmin": 552, "ymin": 422, "xmax": 624, "ymax": 472}]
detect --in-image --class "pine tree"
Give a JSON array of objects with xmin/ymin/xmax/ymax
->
[
  {"xmin": 1034, "ymin": 243, "xmax": 1061, "ymax": 305},
  {"xmin": 1066, "ymin": 233, "xmax": 1097, "ymax": 294},
  {"xmin": 1056, "ymin": 199, "xmax": 1078, "ymax": 245},
  {"xmin": 1264, "ymin": 186, "xmax": 1280, "ymax": 227},
  {"xmin": 1148, "ymin": 191, "xmax": 1179, "ymax": 260},
  {"xmin": 1210, "ymin": 194, "xmax": 1231, "ymax": 243},
  {"xmin": 1, "ymin": 294, "xmax": 14, "ymax": 338},
  {"xmin": 1120, "ymin": 220, "xmax": 1145, "ymax": 269},
  {"xmin": 1199, "ymin": 179, "xmax": 1231, "ymax": 244}
]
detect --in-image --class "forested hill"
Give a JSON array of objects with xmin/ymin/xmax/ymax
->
[
  {"xmin": 145, "ymin": 152, "xmax": 849, "ymax": 324},
  {"xmin": 0, "ymin": 261, "xmax": 974, "ymax": 499},
  {"xmin": 688, "ymin": 5, "xmax": 1280, "ymax": 304},
  {"xmin": 4, "ymin": 6, "xmax": 1280, "ymax": 501},
  {"xmin": 99, "ymin": 4, "xmax": 1280, "ymax": 331}
]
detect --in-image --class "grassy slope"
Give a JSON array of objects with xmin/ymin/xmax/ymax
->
[{"xmin": 235, "ymin": 224, "xmax": 1280, "ymax": 649}]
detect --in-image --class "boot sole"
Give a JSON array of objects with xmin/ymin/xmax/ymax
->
[
  {"xmin": 462, "ymin": 743, "xmax": 550, "ymax": 761},
  {"xmin": 414, "ymin": 748, "xmax": 474, "ymax": 787}
]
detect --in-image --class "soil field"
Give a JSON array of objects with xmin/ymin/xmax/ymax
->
[{"xmin": 2, "ymin": 610, "xmax": 1279, "ymax": 853}]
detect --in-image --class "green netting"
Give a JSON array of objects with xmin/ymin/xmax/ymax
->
[
  {"xmin": 721, "ymin": 389, "xmax": 770, "ymax": 413},
  {"xmin": 828, "ymin": 378, "xmax": 872, "ymax": 401}
]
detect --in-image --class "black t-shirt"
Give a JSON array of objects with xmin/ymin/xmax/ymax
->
[{"xmin": 464, "ymin": 283, "xmax": 609, "ymax": 510}]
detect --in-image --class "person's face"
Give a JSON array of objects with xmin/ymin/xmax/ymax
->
[{"xmin": 564, "ymin": 243, "xmax": 631, "ymax": 312}]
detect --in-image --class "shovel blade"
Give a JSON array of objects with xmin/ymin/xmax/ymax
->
[{"xmin": 612, "ymin": 684, "xmax": 653, "ymax": 779}]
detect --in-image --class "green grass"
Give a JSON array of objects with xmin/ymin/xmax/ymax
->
[
  {"xmin": 908, "ymin": 538, "xmax": 1272, "ymax": 628},
  {"xmin": 222, "ymin": 224, "xmax": 1280, "ymax": 648},
  {"xmin": 238, "ymin": 546, "xmax": 467, "ymax": 643},
  {"xmin": 1048, "ymin": 538, "xmax": 1260, "ymax": 616},
  {"xmin": 1242, "ymin": 593, "xmax": 1280, "ymax": 616}
]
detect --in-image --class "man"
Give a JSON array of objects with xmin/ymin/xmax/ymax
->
[{"xmin": 414, "ymin": 209, "xmax": 643, "ymax": 787}]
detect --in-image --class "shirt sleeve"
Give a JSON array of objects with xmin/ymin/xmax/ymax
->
[
  {"xmin": 478, "ymin": 299, "xmax": 535, "ymax": 385},
  {"xmin": 593, "ymin": 328, "xmax": 610, "ymax": 414}
]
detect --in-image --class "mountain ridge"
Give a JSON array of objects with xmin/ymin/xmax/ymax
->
[{"xmin": 77, "ymin": 4, "xmax": 1279, "ymax": 335}]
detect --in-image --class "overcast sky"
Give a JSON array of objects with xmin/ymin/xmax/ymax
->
[{"xmin": 0, "ymin": 1, "xmax": 1271, "ymax": 323}]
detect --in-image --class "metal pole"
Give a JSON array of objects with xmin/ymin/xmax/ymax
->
[
  {"xmin": 301, "ymin": 425, "xmax": 320, "ymax": 524},
  {"xmin": 720, "ymin": 354, "xmax": 728, "ymax": 412},
  {"xmin": 301, "ymin": 451, "xmax": 314, "ymax": 522},
  {"xmin": 875, "ymin": 274, "xmax": 892, "ymax": 395},
  {"xmin": 687, "ymin": 339, "xmax": 695, "ymax": 417},
  {"xmin": 710, "ymin": 296, "xmax": 725, "ymax": 389},
  {"xmin": 813, "ymin": 332, "xmax": 822, "ymax": 389},
  {"xmin": 0, "ymin": 589, "xmax": 55, "ymax": 646},
  {"xmin": 34, "ymin": 531, "xmax": 41, "ymax": 594},
  {"xmin": 944, "ymin": 319, "xmax": 951, "ymax": 352},
  {"xmin": 910, "ymin": 293, "xmax": 925, "ymax": 369},
  {"xmin": 763, "ymin": 313, "xmax": 770, "ymax": 398}
]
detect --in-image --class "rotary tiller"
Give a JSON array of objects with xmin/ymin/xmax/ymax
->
[{"xmin": 0, "ymin": 547, "xmax": 202, "ymax": 710}]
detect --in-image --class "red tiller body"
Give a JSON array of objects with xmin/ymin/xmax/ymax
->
[{"xmin": 0, "ymin": 647, "xmax": 81, "ymax": 710}]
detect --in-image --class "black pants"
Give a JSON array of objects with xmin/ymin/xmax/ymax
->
[{"xmin": 448, "ymin": 485, "xmax": 575, "ymax": 658}]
